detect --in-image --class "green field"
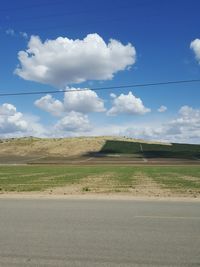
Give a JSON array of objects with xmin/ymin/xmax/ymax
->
[{"xmin": 0, "ymin": 165, "xmax": 200, "ymax": 197}]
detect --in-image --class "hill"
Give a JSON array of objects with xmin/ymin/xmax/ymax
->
[
  {"xmin": 0, "ymin": 136, "xmax": 199, "ymax": 164},
  {"xmin": 0, "ymin": 136, "xmax": 170, "ymax": 157}
]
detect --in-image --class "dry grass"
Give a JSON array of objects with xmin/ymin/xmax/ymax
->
[
  {"xmin": 0, "ymin": 137, "xmax": 104, "ymax": 157},
  {"xmin": 0, "ymin": 136, "xmax": 171, "ymax": 158}
]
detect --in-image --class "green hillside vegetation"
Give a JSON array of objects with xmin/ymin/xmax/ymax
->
[
  {"xmin": 142, "ymin": 143, "xmax": 200, "ymax": 159},
  {"xmin": 100, "ymin": 140, "xmax": 141, "ymax": 154},
  {"xmin": 100, "ymin": 140, "xmax": 200, "ymax": 159}
]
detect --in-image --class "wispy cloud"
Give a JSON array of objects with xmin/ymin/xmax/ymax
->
[
  {"xmin": 158, "ymin": 105, "xmax": 167, "ymax": 112},
  {"xmin": 19, "ymin": 31, "xmax": 28, "ymax": 39},
  {"xmin": 6, "ymin": 28, "xmax": 28, "ymax": 39},
  {"xmin": 5, "ymin": 28, "xmax": 15, "ymax": 36}
]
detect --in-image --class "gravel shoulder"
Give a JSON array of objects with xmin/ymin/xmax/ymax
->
[{"xmin": 1, "ymin": 192, "xmax": 200, "ymax": 202}]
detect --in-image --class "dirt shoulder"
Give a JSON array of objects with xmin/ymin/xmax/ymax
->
[{"xmin": 0, "ymin": 191, "xmax": 200, "ymax": 202}]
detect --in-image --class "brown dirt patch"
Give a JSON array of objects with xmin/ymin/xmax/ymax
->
[
  {"xmin": 180, "ymin": 175, "xmax": 200, "ymax": 183},
  {"xmin": 129, "ymin": 172, "xmax": 176, "ymax": 197},
  {"xmin": 49, "ymin": 172, "xmax": 119, "ymax": 194}
]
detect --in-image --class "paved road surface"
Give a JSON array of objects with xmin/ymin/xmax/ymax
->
[{"xmin": 0, "ymin": 199, "xmax": 200, "ymax": 266}]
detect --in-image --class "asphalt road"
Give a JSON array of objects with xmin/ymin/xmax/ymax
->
[{"xmin": 0, "ymin": 199, "xmax": 200, "ymax": 266}]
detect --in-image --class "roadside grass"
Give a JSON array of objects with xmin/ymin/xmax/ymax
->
[{"xmin": 0, "ymin": 165, "xmax": 200, "ymax": 196}]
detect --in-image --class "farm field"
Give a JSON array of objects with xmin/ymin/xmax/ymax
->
[
  {"xmin": 0, "ymin": 165, "xmax": 200, "ymax": 198},
  {"xmin": 0, "ymin": 137, "xmax": 200, "ymax": 198}
]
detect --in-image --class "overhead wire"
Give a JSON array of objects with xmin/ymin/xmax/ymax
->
[{"xmin": 0, "ymin": 79, "xmax": 200, "ymax": 97}]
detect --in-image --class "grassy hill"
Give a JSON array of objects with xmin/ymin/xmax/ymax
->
[
  {"xmin": 0, "ymin": 136, "xmax": 199, "ymax": 162},
  {"xmin": 0, "ymin": 136, "xmax": 165, "ymax": 157}
]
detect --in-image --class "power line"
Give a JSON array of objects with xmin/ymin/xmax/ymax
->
[{"xmin": 0, "ymin": 79, "xmax": 200, "ymax": 97}]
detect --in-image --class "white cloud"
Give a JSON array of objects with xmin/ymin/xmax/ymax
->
[
  {"xmin": 163, "ymin": 106, "xmax": 200, "ymax": 142},
  {"xmin": 190, "ymin": 39, "xmax": 200, "ymax": 63},
  {"xmin": 6, "ymin": 29, "xmax": 28, "ymax": 39},
  {"xmin": 158, "ymin": 105, "xmax": 167, "ymax": 112},
  {"xmin": 122, "ymin": 105, "xmax": 200, "ymax": 143},
  {"xmin": 15, "ymin": 33, "xmax": 136, "ymax": 87},
  {"xmin": 2, "ymin": 102, "xmax": 200, "ymax": 143},
  {"xmin": 55, "ymin": 111, "xmax": 91, "ymax": 133},
  {"xmin": 34, "ymin": 94, "xmax": 64, "ymax": 116},
  {"xmin": 0, "ymin": 103, "xmax": 46, "ymax": 137},
  {"xmin": 110, "ymin": 93, "xmax": 116, "ymax": 98},
  {"xmin": 35, "ymin": 88, "xmax": 105, "ymax": 116},
  {"xmin": 107, "ymin": 92, "xmax": 151, "ymax": 116},
  {"xmin": 85, "ymin": 105, "xmax": 200, "ymax": 143},
  {"xmin": 63, "ymin": 87, "xmax": 105, "ymax": 113},
  {"xmin": 0, "ymin": 103, "xmax": 17, "ymax": 116},
  {"xmin": 22, "ymin": 114, "xmax": 47, "ymax": 137},
  {"xmin": 0, "ymin": 103, "xmax": 28, "ymax": 134},
  {"xmin": 179, "ymin": 105, "xmax": 199, "ymax": 117},
  {"xmin": 122, "ymin": 126, "xmax": 164, "ymax": 140},
  {"xmin": 169, "ymin": 105, "xmax": 200, "ymax": 130},
  {"xmin": 34, "ymin": 87, "xmax": 106, "ymax": 136}
]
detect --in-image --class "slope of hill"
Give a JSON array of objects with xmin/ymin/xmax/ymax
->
[
  {"xmin": 100, "ymin": 140, "xmax": 200, "ymax": 159},
  {"xmin": 0, "ymin": 136, "xmax": 170, "ymax": 157},
  {"xmin": 0, "ymin": 136, "xmax": 199, "ymax": 164},
  {"xmin": 0, "ymin": 136, "xmax": 105, "ymax": 157}
]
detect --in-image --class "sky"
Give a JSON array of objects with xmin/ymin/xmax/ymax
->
[{"xmin": 0, "ymin": 0, "xmax": 200, "ymax": 143}]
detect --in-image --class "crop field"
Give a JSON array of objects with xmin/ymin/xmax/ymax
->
[
  {"xmin": 0, "ymin": 165, "xmax": 200, "ymax": 197},
  {"xmin": 0, "ymin": 137, "xmax": 199, "ymax": 197}
]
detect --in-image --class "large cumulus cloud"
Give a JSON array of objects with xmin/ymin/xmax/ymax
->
[{"xmin": 15, "ymin": 33, "xmax": 136, "ymax": 87}]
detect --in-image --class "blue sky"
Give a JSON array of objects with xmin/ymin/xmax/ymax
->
[{"xmin": 0, "ymin": 0, "xmax": 200, "ymax": 142}]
